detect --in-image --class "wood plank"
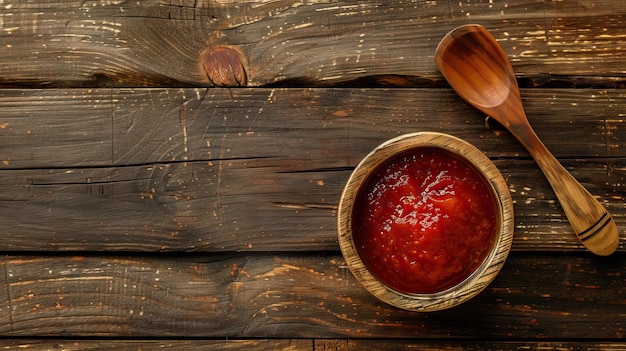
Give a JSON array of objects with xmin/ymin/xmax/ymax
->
[
  {"xmin": 1, "ymin": 254, "xmax": 624, "ymax": 338},
  {"xmin": 0, "ymin": 88, "xmax": 624, "ymax": 252},
  {"xmin": 0, "ymin": 158, "xmax": 624, "ymax": 252},
  {"xmin": 1, "ymin": 340, "xmax": 624, "ymax": 351},
  {"xmin": 343, "ymin": 341, "xmax": 626, "ymax": 351},
  {"xmin": 2, "ymin": 88, "xmax": 623, "ymax": 168},
  {"xmin": 0, "ymin": 1, "xmax": 624, "ymax": 87},
  {"xmin": 0, "ymin": 340, "xmax": 310, "ymax": 351}
]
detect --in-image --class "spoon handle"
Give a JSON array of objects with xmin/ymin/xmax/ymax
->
[{"xmin": 508, "ymin": 120, "xmax": 619, "ymax": 256}]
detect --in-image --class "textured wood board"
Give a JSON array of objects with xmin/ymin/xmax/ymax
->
[
  {"xmin": 1, "ymin": 340, "xmax": 624, "ymax": 351},
  {"xmin": 0, "ymin": 1, "xmax": 624, "ymax": 87},
  {"xmin": 1, "ymin": 254, "xmax": 624, "ymax": 338},
  {"xmin": 0, "ymin": 88, "xmax": 624, "ymax": 251},
  {"xmin": 0, "ymin": 0, "xmax": 625, "ymax": 344}
]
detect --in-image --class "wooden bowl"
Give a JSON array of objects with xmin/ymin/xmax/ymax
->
[{"xmin": 337, "ymin": 132, "xmax": 514, "ymax": 311}]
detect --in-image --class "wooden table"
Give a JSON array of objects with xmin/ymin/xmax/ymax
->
[{"xmin": 1, "ymin": 1, "xmax": 624, "ymax": 349}]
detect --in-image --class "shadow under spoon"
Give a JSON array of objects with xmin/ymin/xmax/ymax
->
[{"xmin": 434, "ymin": 24, "xmax": 619, "ymax": 256}]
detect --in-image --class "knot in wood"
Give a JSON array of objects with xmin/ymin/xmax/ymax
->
[{"xmin": 200, "ymin": 45, "xmax": 248, "ymax": 87}]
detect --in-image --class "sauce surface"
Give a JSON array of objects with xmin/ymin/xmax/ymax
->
[{"xmin": 352, "ymin": 147, "xmax": 498, "ymax": 294}]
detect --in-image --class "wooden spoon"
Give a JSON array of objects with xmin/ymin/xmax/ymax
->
[{"xmin": 435, "ymin": 24, "xmax": 619, "ymax": 256}]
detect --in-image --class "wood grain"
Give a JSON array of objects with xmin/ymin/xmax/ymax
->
[
  {"xmin": 0, "ymin": 340, "xmax": 310, "ymax": 351},
  {"xmin": 0, "ymin": 88, "xmax": 624, "ymax": 252},
  {"xmin": 1, "ymin": 254, "xmax": 624, "ymax": 338},
  {"xmin": 1, "ymin": 88, "xmax": 622, "ymax": 168},
  {"xmin": 1, "ymin": 0, "xmax": 625, "ymax": 344},
  {"xmin": 0, "ymin": 1, "xmax": 624, "ymax": 87},
  {"xmin": 0, "ymin": 339, "xmax": 626, "ymax": 351},
  {"xmin": 1, "ymin": 340, "xmax": 624, "ymax": 351}
]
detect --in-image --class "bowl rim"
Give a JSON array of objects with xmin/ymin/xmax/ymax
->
[{"xmin": 337, "ymin": 131, "xmax": 514, "ymax": 311}]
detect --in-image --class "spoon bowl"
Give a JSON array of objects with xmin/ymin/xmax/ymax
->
[{"xmin": 435, "ymin": 24, "xmax": 619, "ymax": 256}]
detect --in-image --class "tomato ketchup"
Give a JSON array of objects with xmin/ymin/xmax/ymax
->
[{"xmin": 352, "ymin": 147, "xmax": 498, "ymax": 294}]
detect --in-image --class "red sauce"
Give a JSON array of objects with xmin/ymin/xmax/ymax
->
[{"xmin": 352, "ymin": 147, "xmax": 498, "ymax": 294}]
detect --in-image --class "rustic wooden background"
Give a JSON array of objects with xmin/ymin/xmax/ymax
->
[{"xmin": 0, "ymin": 0, "xmax": 625, "ymax": 350}]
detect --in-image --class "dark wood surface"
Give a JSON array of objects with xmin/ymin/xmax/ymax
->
[{"xmin": 0, "ymin": 0, "xmax": 625, "ymax": 349}]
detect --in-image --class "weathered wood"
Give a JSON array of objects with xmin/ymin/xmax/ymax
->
[
  {"xmin": 1, "ymin": 158, "xmax": 623, "ymax": 252},
  {"xmin": 342, "ymin": 341, "xmax": 626, "ymax": 351},
  {"xmin": 0, "ymin": 88, "xmax": 624, "ymax": 252},
  {"xmin": 0, "ymin": 1, "xmax": 624, "ymax": 87},
  {"xmin": 1, "ymin": 88, "xmax": 623, "ymax": 168},
  {"xmin": 1, "ymin": 254, "xmax": 624, "ymax": 338},
  {"xmin": 1, "ymin": 0, "xmax": 623, "ymax": 346},
  {"xmin": 0, "ymin": 340, "xmax": 311, "ymax": 351},
  {"xmin": 1, "ymin": 340, "xmax": 625, "ymax": 351}
]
